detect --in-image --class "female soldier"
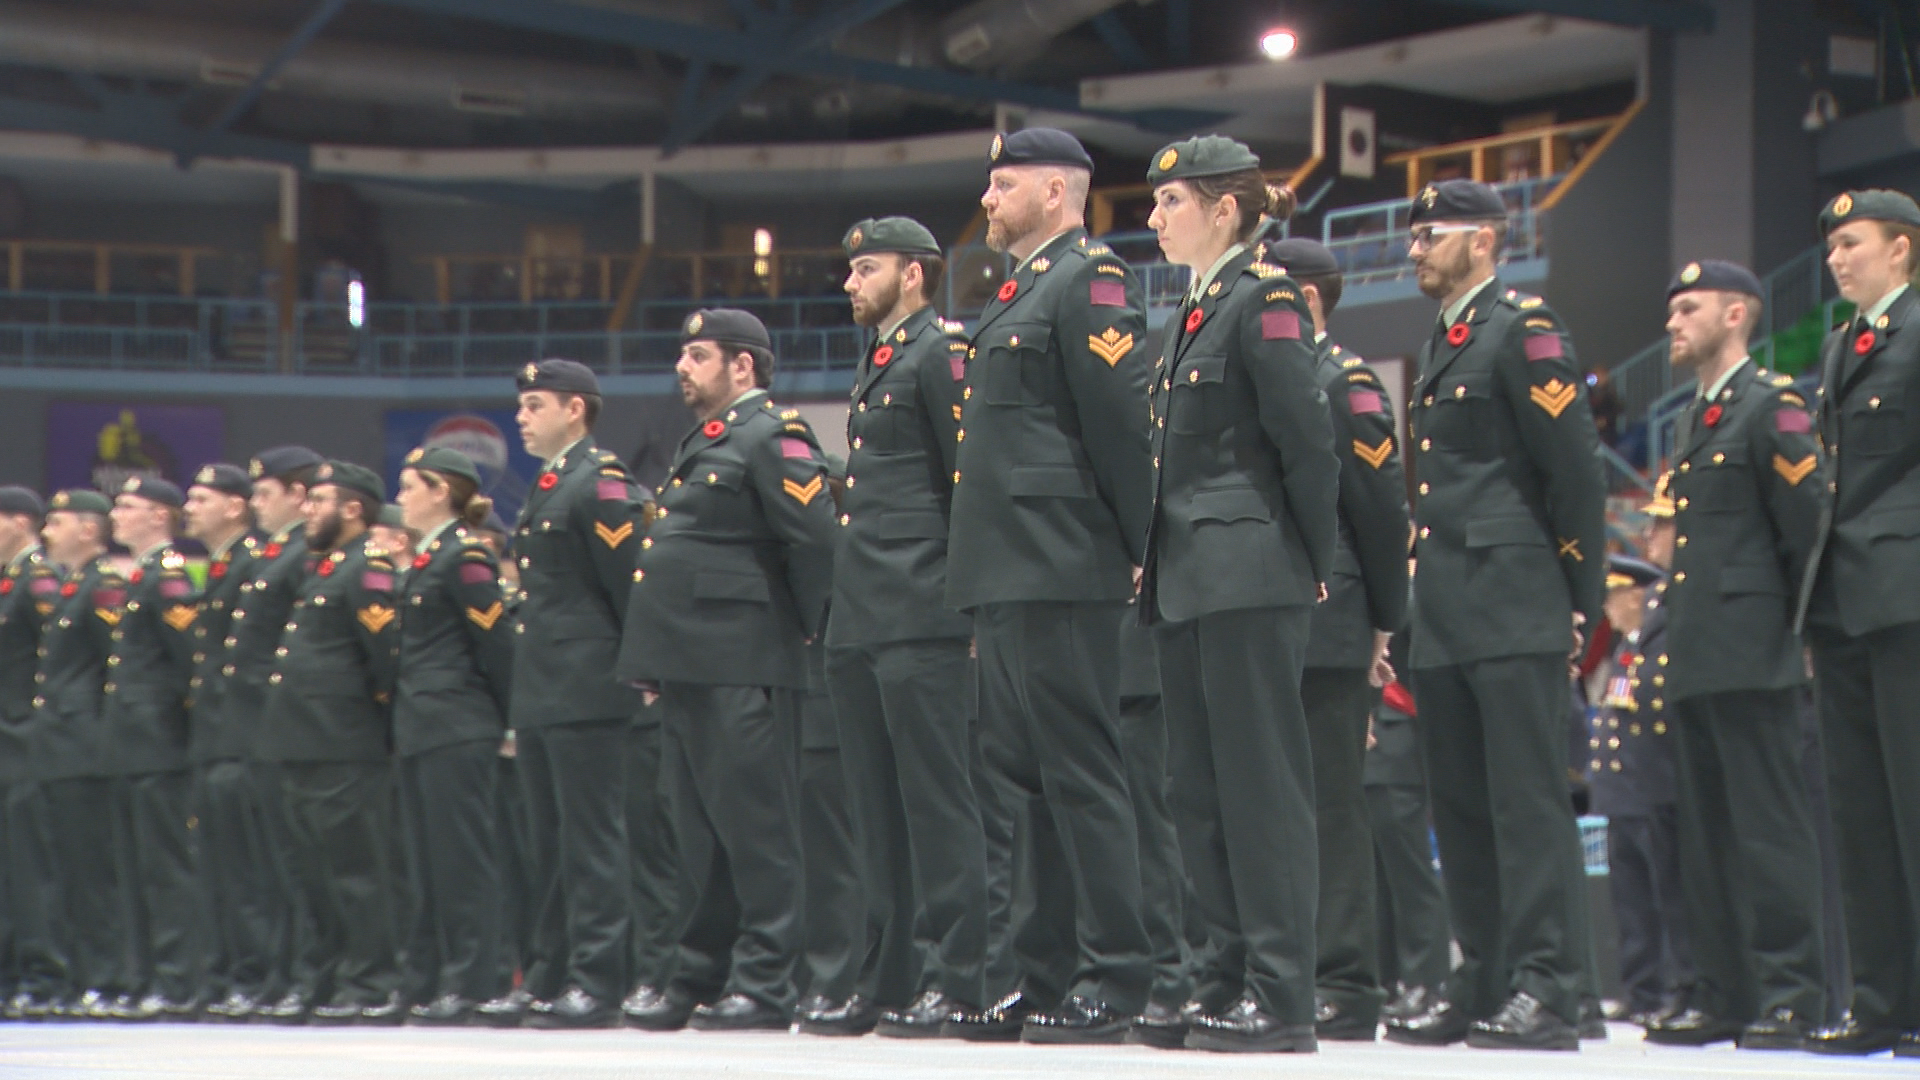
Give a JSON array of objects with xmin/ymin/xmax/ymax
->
[
  {"xmin": 1140, "ymin": 135, "xmax": 1341, "ymax": 1053},
  {"xmin": 392, "ymin": 447, "xmax": 520, "ymax": 1026}
]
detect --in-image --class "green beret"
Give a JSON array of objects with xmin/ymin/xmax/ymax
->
[
  {"xmin": 313, "ymin": 460, "xmax": 385, "ymax": 504},
  {"xmin": 403, "ymin": 446, "xmax": 481, "ymax": 487},
  {"xmin": 48, "ymin": 489, "xmax": 111, "ymax": 515},
  {"xmin": 843, "ymin": 217, "xmax": 942, "ymax": 258},
  {"xmin": 1147, "ymin": 135, "xmax": 1261, "ymax": 186},
  {"xmin": 1820, "ymin": 189, "xmax": 1920, "ymax": 235},
  {"xmin": 377, "ymin": 504, "xmax": 407, "ymax": 529}
]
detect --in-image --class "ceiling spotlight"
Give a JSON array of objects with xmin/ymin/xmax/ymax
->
[{"xmin": 1260, "ymin": 28, "xmax": 1298, "ymax": 59}]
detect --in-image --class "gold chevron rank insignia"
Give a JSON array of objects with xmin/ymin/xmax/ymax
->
[
  {"xmin": 1353, "ymin": 437, "xmax": 1393, "ymax": 469},
  {"xmin": 95, "ymin": 608, "xmax": 121, "ymax": 626},
  {"xmin": 1530, "ymin": 378, "xmax": 1577, "ymax": 418},
  {"xmin": 357, "ymin": 604, "xmax": 396, "ymax": 634},
  {"xmin": 1774, "ymin": 453, "xmax": 1817, "ymax": 486},
  {"xmin": 1088, "ymin": 328, "xmax": 1134, "ymax": 367},
  {"xmin": 467, "ymin": 602, "xmax": 504, "ymax": 630},
  {"xmin": 161, "ymin": 605, "xmax": 198, "ymax": 632},
  {"xmin": 784, "ymin": 475, "xmax": 824, "ymax": 505},
  {"xmin": 595, "ymin": 520, "xmax": 634, "ymax": 548}
]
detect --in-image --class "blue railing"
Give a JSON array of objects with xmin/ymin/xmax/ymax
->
[{"xmin": 1319, "ymin": 175, "xmax": 1557, "ymax": 287}]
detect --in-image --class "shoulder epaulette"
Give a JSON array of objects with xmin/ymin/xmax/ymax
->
[
  {"xmin": 1248, "ymin": 262, "xmax": 1286, "ymax": 279},
  {"xmin": 1084, "ymin": 244, "xmax": 1112, "ymax": 257},
  {"xmin": 1341, "ymin": 356, "xmax": 1365, "ymax": 369}
]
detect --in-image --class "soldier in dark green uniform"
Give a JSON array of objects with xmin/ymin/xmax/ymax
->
[
  {"xmin": 391, "ymin": 447, "xmax": 519, "ymax": 1026},
  {"xmin": 1139, "ymin": 137, "xmax": 1340, "ymax": 1053},
  {"xmin": 102, "ymin": 476, "xmax": 204, "ymax": 1020},
  {"xmin": 1642, "ymin": 260, "xmax": 1827, "ymax": 1049},
  {"xmin": 179, "ymin": 464, "xmax": 269, "ymax": 1021},
  {"xmin": 258, "ymin": 462, "xmax": 404, "ymax": 1025},
  {"xmin": 1799, "ymin": 190, "xmax": 1920, "ymax": 1057},
  {"xmin": 792, "ymin": 631, "xmax": 865, "ymax": 1034},
  {"xmin": 1268, "ymin": 236, "xmax": 1410, "ymax": 1042},
  {"xmin": 508, "ymin": 359, "xmax": 643, "ymax": 1030},
  {"xmin": 1383, "ymin": 179, "xmax": 1605, "ymax": 1051},
  {"xmin": 33, "ymin": 490, "xmax": 129, "ymax": 1019},
  {"xmin": 617, "ymin": 309, "xmax": 836, "ymax": 1031},
  {"xmin": 942, "ymin": 127, "xmax": 1155, "ymax": 1045},
  {"xmin": 818, "ymin": 216, "xmax": 987, "ymax": 1038}
]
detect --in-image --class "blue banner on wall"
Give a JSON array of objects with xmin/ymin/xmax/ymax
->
[{"xmin": 382, "ymin": 409, "xmax": 539, "ymax": 525}]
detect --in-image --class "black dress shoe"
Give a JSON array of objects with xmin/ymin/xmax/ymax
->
[
  {"xmin": 1313, "ymin": 998, "xmax": 1379, "ymax": 1041},
  {"xmin": 1125, "ymin": 1001, "xmax": 1191, "ymax": 1049},
  {"xmin": 1807, "ymin": 1014, "xmax": 1903, "ymax": 1055},
  {"xmin": 1383, "ymin": 997, "xmax": 1475, "ymax": 1046},
  {"xmin": 204, "ymin": 991, "xmax": 260, "ymax": 1022},
  {"xmin": 529, "ymin": 987, "xmax": 619, "ymax": 1030},
  {"xmin": 359, "ymin": 993, "xmax": 406, "ymax": 1027},
  {"xmin": 1381, "ymin": 984, "xmax": 1433, "ymax": 1023},
  {"xmin": 92, "ymin": 993, "xmax": 131, "ymax": 1021},
  {"xmin": 689, "ymin": 993, "xmax": 789, "ymax": 1032},
  {"xmin": 797, "ymin": 995, "xmax": 879, "ymax": 1036},
  {"xmin": 259, "ymin": 990, "xmax": 311, "ymax": 1025},
  {"xmin": 13, "ymin": 993, "xmax": 58, "ymax": 1021},
  {"xmin": 1578, "ymin": 997, "xmax": 1607, "ymax": 1040},
  {"xmin": 310, "ymin": 999, "xmax": 365, "ymax": 1025},
  {"xmin": 1465, "ymin": 992, "xmax": 1578, "ymax": 1051},
  {"xmin": 1739, "ymin": 1007, "xmax": 1810, "ymax": 1050},
  {"xmin": 474, "ymin": 988, "xmax": 531, "ymax": 1029},
  {"xmin": 1021, "ymin": 995, "xmax": 1131, "ymax": 1045},
  {"xmin": 1187, "ymin": 998, "xmax": 1317, "ymax": 1053},
  {"xmin": 624, "ymin": 986, "xmax": 695, "ymax": 1031},
  {"xmin": 1896, "ymin": 1030, "xmax": 1920, "ymax": 1058},
  {"xmin": 109, "ymin": 994, "xmax": 163, "ymax": 1022},
  {"xmin": 408, "ymin": 993, "xmax": 475, "ymax": 1027},
  {"xmin": 1644, "ymin": 1007, "xmax": 1744, "ymax": 1046},
  {"xmin": 876, "ymin": 989, "xmax": 962, "ymax": 1039},
  {"xmin": 941, "ymin": 991, "xmax": 1035, "ymax": 1042}
]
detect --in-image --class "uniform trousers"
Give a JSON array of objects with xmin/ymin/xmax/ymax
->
[
  {"xmin": 659, "ymin": 683, "xmax": 802, "ymax": 1011},
  {"xmin": 1366, "ymin": 781, "xmax": 1450, "ymax": 992},
  {"xmin": 117, "ymin": 770, "xmax": 201, "ymax": 1002},
  {"xmin": 624, "ymin": 713, "xmax": 680, "ymax": 993},
  {"xmin": 826, "ymin": 638, "xmax": 986, "ymax": 1010},
  {"xmin": 1118, "ymin": 693, "xmax": 1193, "ymax": 1010},
  {"xmin": 516, "ymin": 717, "xmax": 630, "ymax": 1005},
  {"xmin": 1810, "ymin": 620, "xmax": 1920, "ymax": 1032},
  {"xmin": 1412, "ymin": 653, "xmax": 1588, "ymax": 1023},
  {"xmin": 194, "ymin": 761, "xmax": 279, "ymax": 1001},
  {"xmin": 247, "ymin": 760, "xmax": 314, "ymax": 1001},
  {"xmin": 4, "ymin": 780, "xmax": 64, "ymax": 998},
  {"xmin": 276, "ymin": 761, "xmax": 400, "ymax": 1006},
  {"xmin": 974, "ymin": 600, "xmax": 1150, "ymax": 1014},
  {"xmin": 1155, "ymin": 605, "xmax": 1316, "ymax": 1023},
  {"xmin": 1604, "ymin": 806, "xmax": 1690, "ymax": 1014},
  {"xmin": 797, "ymin": 736, "xmax": 862, "ymax": 1004},
  {"xmin": 492, "ymin": 750, "xmax": 536, "ymax": 992},
  {"xmin": 42, "ymin": 776, "xmax": 134, "ymax": 994},
  {"xmin": 397, "ymin": 740, "xmax": 504, "ymax": 1004},
  {"xmin": 1303, "ymin": 666, "xmax": 1383, "ymax": 1020}
]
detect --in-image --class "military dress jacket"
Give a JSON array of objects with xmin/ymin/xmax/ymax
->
[
  {"xmin": 0, "ymin": 547, "xmax": 58, "ymax": 784},
  {"xmin": 1799, "ymin": 287, "xmax": 1920, "ymax": 637},
  {"xmin": 1664, "ymin": 366, "xmax": 1822, "ymax": 700},
  {"xmin": 1408, "ymin": 282, "xmax": 1606, "ymax": 667},
  {"xmin": 1588, "ymin": 582, "xmax": 1677, "ymax": 817},
  {"xmin": 619, "ymin": 392, "xmax": 839, "ymax": 689},
  {"xmin": 102, "ymin": 543, "xmax": 200, "ymax": 776},
  {"xmin": 1143, "ymin": 249, "xmax": 1339, "ymax": 623},
  {"xmin": 395, "ymin": 524, "xmax": 513, "ymax": 757},
  {"xmin": 825, "ymin": 306, "xmax": 973, "ymax": 648},
  {"xmin": 1306, "ymin": 337, "xmax": 1411, "ymax": 667},
  {"xmin": 257, "ymin": 535, "xmax": 399, "ymax": 764},
  {"xmin": 510, "ymin": 437, "xmax": 642, "ymax": 728},
  {"xmin": 186, "ymin": 532, "xmax": 262, "ymax": 765},
  {"xmin": 947, "ymin": 228, "xmax": 1154, "ymax": 609},
  {"xmin": 224, "ymin": 525, "xmax": 309, "ymax": 762},
  {"xmin": 32, "ymin": 556, "xmax": 123, "ymax": 780}
]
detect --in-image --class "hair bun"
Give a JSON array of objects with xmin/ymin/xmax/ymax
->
[
  {"xmin": 1267, "ymin": 183, "xmax": 1297, "ymax": 221},
  {"xmin": 464, "ymin": 493, "xmax": 494, "ymax": 528}
]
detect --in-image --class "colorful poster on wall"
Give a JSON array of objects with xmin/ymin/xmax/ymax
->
[
  {"xmin": 383, "ymin": 408, "xmax": 540, "ymax": 525},
  {"xmin": 45, "ymin": 403, "xmax": 225, "ymax": 494}
]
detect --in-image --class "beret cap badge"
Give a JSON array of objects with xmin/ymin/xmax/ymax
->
[
  {"xmin": 122, "ymin": 477, "xmax": 140, "ymax": 494},
  {"xmin": 847, "ymin": 228, "xmax": 862, "ymax": 251},
  {"xmin": 1157, "ymin": 148, "xmax": 1178, "ymax": 172},
  {"xmin": 990, "ymin": 133, "xmax": 1003, "ymax": 161},
  {"xmin": 248, "ymin": 459, "xmax": 263, "ymax": 478},
  {"xmin": 405, "ymin": 448, "xmax": 424, "ymax": 464},
  {"xmin": 687, "ymin": 312, "xmax": 703, "ymax": 336},
  {"xmin": 195, "ymin": 466, "xmax": 217, "ymax": 485},
  {"xmin": 1421, "ymin": 186, "xmax": 1438, "ymax": 208},
  {"xmin": 1834, "ymin": 193, "xmax": 1853, "ymax": 216},
  {"xmin": 522, "ymin": 362, "xmax": 538, "ymax": 382},
  {"xmin": 1680, "ymin": 262, "xmax": 1701, "ymax": 285},
  {"xmin": 316, "ymin": 464, "xmax": 333, "ymax": 481}
]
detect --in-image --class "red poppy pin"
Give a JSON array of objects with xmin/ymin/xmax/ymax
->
[
  {"xmin": 60, "ymin": 582, "xmax": 76, "ymax": 597},
  {"xmin": 538, "ymin": 472, "xmax": 558, "ymax": 490},
  {"xmin": 130, "ymin": 570, "xmax": 143, "ymax": 585},
  {"xmin": 703, "ymin": 420, "xmax": 726, "ymax": 438},
  {"xmin": 1702, "ymin": 404, "xmax": 1723, "ymax": 428},
  {"xmin": 873, "ymin": 345, "xmax": 893, "ymax": 367},
  {"xmin": 210, "ymin": 561, "xmax": 227, "ymax": 580},
  {"xmin": 996, "ymin": 280, "xmax": 1018, "ymax": 303},
  {"xmin": 1447, "ymin": 323, "xmax": 1470, "ymax": 347},
  {"xmin": 1184, "ymin": 308, "xmax": 1204, "ymax": 334},
  {"xmin": 317, "ymin": 560, "xmax": 335, "ymax": 578},
  {"xmin": 413, "ymin": 553, "xmax": 431, "ymax": 570},
  {"xmin": 1856, "ymin": 330, "xmax": 1877, "ymax": 355},
  {"xmin": 263, "ymin": 542, "xmax": 282, "ymax": 559}
]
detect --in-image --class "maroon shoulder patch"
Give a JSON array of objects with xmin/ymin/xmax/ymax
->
[
  {"xmin": 1089, "ymin": 280, "xmax": 1126, "ymax": 307},
  {"xmin": 1524, "ymin": 334, "xmax": 1563, "ymax": 361},
  {"xmin": 29, "ymin": 577, "xmax": 56, "ymax": 597},
  {"xmin": 950, "ymin": 354, "xmax": 966, "ymax": 381},
  {"xmin": 94, "ymin": 587, "xmax": 125, "ymax": 608},
  {"xmin": 159, "ymin": 579, "xmax": 191, "ymax": 599},
  {"xmin": 596, "ymin": 478, "xmax": 627, "ymax": 501},
  {"xmin": 1261, "ymin": 310, "xmax": 1300, "ymax": 340},
  {"xmin": 361, "ymin": 571, "xmax": 393, "ymax": 593},
  {"xmin": 1775, "ymin": 409, "xmax": 1812, "ymax": 434},
  {"xmin": 459, "ymin": 562, "xmax": 496, "ymax": 585},
  {"xmin": 780, "ymin": 436, "xmax": 814, "ymax": 460},
  {"xmin": 1349, "ymin": 389, "xmax": 1384, "ymax": 415}
]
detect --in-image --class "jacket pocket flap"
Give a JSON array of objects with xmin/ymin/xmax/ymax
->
[
  {"xmin": 693, "ymin": 570, "xmax": 771, "ymax": 602},
  {"xmin": 1870, "ymin": 506, "xmax": 1920, "ymax": 539},
  {"xmin": 1190, "ymin": 487, "xmax": 1272, "ymax": 524},
  {"xmin": 988, "ymin": 322, "xmax": 1052, "ymax": 354},
  {"xmin": 1465, "ymin": 516, "xmax": 1546, "ymax": 548},
  {"xmin": 687, "ymin": 461, "xmax": 747, "ymax": 490},
  {"xmin": 1719, "ymin": 565, "xmax": 1785, "ymax": 594},
  {"xmin": 1442, "ymin": 372, "xmax": 1494, "ymax": 400},
  {"xmin": 1008, "ymin": 465, "xmax": 1093, "ymax": 499},
  {"xmin": 876, "ymin": 509, "xmax": 949, "ymax": 540},
  {"xmin": 1174, "ymin": 353, "xmax": 1228, "ymax": 387}
]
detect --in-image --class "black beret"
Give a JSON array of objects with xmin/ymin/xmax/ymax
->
[
  {"xmin": 1667, "ymin": 259, "xmax": 1763, "ymax": 302},
  {"xmin": 1407, "ymin": 179, "xmax": 1509, "ymax": 226},
  {"xmin": 248, "ymin": 445, "xmax": 322, "ymax": 482},
  {"xmin": 1607, "ymin": 553, "xmax": 1663, "ymax": 589},
  {"xmin": 1146, "ymin": 135, "xmax": 1261, "ymax": 186},
  {"xmin": 118, "ymin": 475, "xmax": 184, "ymax": 509},
  {"xmin": 48, "ymin": 489, "xmax": 111, "ymax": 515},
  {"xmin": 190, "ymin": 463, "xmax": 252, "ymax": 499},
  {"xmin": 1820, "ymin": 189, "xmax": 1920, "ymax": 235},
  {"xmin": 515, "ymin": 358, "xmax": 600, "ymax": 397},
  {"xmin": 403, "ymin": 446, "xmax": 481, "ymax": 487},
  {"xmin": 843, "ymin": 217, "xmax": 942, "ymax": 258},
  {"xmin": 1265, "ymin": 237, "xmax": 1341, "ymax": 278},
  {"xmin": 681, "ymin": 308, "xmax": 773, "ymax": 353},
  {"xmin": 987, "ymin": 127, "xmax": 1093, "ymax": 171},
  {"xmin": 0, "ymin": 486, "xmax": 43, "ymax": 518},
  {"xmin": 376, "ymin": 504, "xmax": 407, "ymax": 529},
  {"xmin": 313, "ymin": 460, "xmax": 385, "ymax": 504}
]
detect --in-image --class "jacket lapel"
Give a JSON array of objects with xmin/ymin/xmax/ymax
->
[
  {"xmin": 1416, "ymin": 279, "xmax": 1501, "ymax": 400},
  {"xmin": 854, "ymin": 307, "xmax": 934, "ymax": 405},
  {"xmin": 1839, "ymin": 287, "xmax": 1915, "ymax": 398},
  {"xmin": 520, "ymin": 437, "xmax": 595, "ymax": 525},
  {"xmin": 1172, "ymin": 248, "xmax": 1256, "ymax": 370},
  {"xmin": 971, "ymin": 228, "xmax": 1084, "ymax": 338}
]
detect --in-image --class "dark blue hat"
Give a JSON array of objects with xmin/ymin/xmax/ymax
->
[
  {"xmin": 1607, "ymin": 553, "xmax": 1663, "ymax": 589},
  {"xmin": 1667, "ymin": 259, "xmax": 1763, "ymax": 302},
  {"xmin": 988, "ymin": 128, "xmax": 1093, "ymax": 171},
  {"xmin": 1266, "ymin": 237, "xmax": 1341, "ymax": 278},
  {"xmin": 515, "ymin": 358, "xmax": 600, "ymax": 397},
  {"xmin": 0, "ymin": 486, "xmax": 43, "ymax": 518},
  {"xmin": 248, "ymin": 445, "xmax": 322, "ymax": 483},
  {"xmin": 1407, "ymin": 179, "xmax": 1508, "ymax": 226},
  {"xmin": 190, "ymin": 463, "xmax": 252, "ymax": 499},
  {"xmin": 117, "ymin": 475, "xmax": 184, "ymax": 509},
  {"xmin": 681, "ymin": 308, "xmax": 773, "ymax": 353}
]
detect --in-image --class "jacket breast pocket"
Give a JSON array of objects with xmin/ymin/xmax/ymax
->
[
  {"xmin": 1428, "ymin": 372, "xmax": 1497, "ymax": 453},
  {"xmin": 874, "ymin": 379, "xmax": 921, "ymax": 444},
  {"xmin": 1169, "ymin": 353, "xmax": 1230, "ymax": 435},
  {"xmin": 1853, "ymin": 388, "xmax": 1905, "ymax": 456},
  {"xmin": 876, "ymin": 509, "xmax": 948, "ymax": 541},
  {"xmin": 1689, "ymin": 448, "xmax": 1750, "ymax": 512},
  {"xmin": 1189, "ymin": 485, "xmax": 1273, "ymax": 525},
  {"xmin": 694, "ymin": 569, "xmax": 771, "ymax": 604},
  {"xmin": 1008, "ymin": 464, "xmax": 1093, "ymax": 499},
  {"xmin": 687, "ymin": 460, "xmax": 747, "ymax": 491},
  {"xmin": 979, "ymin": 323, "xmax": 1052, "ymax": 406}
]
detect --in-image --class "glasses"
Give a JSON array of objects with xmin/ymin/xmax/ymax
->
[{"xmin": 1409, "ymin": 224, "xmax": 1485, "ymax": 252}]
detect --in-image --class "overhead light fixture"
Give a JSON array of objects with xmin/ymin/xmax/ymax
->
[{"xmin": 1260, "ymin": 28, "xmax": 1298, "ymax": 60}]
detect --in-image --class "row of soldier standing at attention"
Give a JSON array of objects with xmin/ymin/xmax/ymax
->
[{"xmin": 0, "ymin": 125, "xmax": 1916, "ymax": 1058}]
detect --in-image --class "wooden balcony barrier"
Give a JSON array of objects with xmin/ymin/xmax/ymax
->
[
  {"xmin": 1382, "ymin": 109, "xmax": 1637, "ymax": 201},
  {"xmin": 0, "ymin": 241, "xmax": 219, "ymax": 297},
  {"xmin": 415, "ymin": 248, "xmax": 852, "ymax": 313}
]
